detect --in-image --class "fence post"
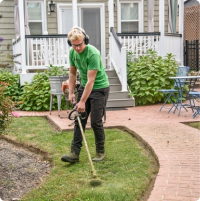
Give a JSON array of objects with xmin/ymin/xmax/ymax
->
[{"xmin": 196, "ymin": 40, "xmax": 199, "ymax": 71}]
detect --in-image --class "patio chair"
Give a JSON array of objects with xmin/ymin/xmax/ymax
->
[
  {"xmin": 189, "ymin": 91, "xmax": 200, "ymax": 119},
  {"xmin": 158, "ymin": 66, "xmax": 190, "ymax": 113}
]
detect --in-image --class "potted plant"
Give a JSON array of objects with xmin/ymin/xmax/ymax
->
[{"xmin": 45, "ymin": 64, "xmax": 69, "ymax": 116}]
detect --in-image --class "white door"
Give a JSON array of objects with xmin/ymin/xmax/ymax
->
[
  {"xmin": 58, "ymin": 4, "xmax": 105, "ymax": 65},
  {"xmin": 80, "ymin": 8, "xmax": 101, "ymax": 52}
]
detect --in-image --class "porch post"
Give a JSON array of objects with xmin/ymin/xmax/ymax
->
[
  {"xmin": 179, "ymin": 0, "xmax": 184, "ymax": 65},
  {"xmin": 108, "ymin": 0, "xmax": 114, "ymax": 69},
  {"xmin": 73, "ymin": 0, "xmax": 78, "ymax": 26},
  {"xmin": 19, "ymin": 0, "xmax": 26, "ymax": 73},
  {"xmin": 159, "ymin": 0, "xmax": 165, "ymax": 57}
]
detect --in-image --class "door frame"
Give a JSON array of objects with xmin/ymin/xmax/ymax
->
[{"xmin": 57, "ymin": 3, "xmax": 106, "ymax": 65}]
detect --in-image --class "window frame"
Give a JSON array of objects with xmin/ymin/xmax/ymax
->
[
  {"xmin": 27, "ymin": 0, "xmax": 47, "ymax": 35},
  {"xmin": 117, "ymin": 0, "xmax": 144, "ymax": 33}
]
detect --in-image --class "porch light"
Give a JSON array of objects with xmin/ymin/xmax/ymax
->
[{"xmin": 49, "ymin": 1, "xmax": 55, "ymax": 13}]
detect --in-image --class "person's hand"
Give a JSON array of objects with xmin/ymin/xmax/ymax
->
[
  {"xmin": 74, "ymin": 100, "xmax": 85, "ymax": 113},
  {"xmin": 69, "ymin": 93, "xmax": 76, "ymax": 104}
]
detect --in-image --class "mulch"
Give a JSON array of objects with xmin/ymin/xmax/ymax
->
[{"xmin": 0, "ymin": 139, "xmax": 51, "ymax": 201}]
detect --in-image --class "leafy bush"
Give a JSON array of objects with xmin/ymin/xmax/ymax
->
[
  {"xmin": 0, "ymin": 70, "xmax": 23, "ymax": 102},
  {"xmin": 20, "ymin": 72, "xmax": 68, "ymax": 111},
  {"xmin": 127, "ymin": 49, "xmax": 179, "ymax": 106},
  {"xmin": 0, "ymin": 83, "xmax": 15, "ymax": 134}
]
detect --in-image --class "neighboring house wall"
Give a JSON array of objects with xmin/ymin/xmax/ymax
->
[{"xmin": 0, "ymin": 0, "xmax": 15, "ymax": 56}]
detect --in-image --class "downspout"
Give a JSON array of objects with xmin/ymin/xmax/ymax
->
[{"xmin": 19, "ymin": 0, "xmax": 26, "ymax": 74}]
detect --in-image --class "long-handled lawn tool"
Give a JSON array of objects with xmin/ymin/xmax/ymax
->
[{"xmin": 69, "ymin": 109, "xmax": 102, "ymax": 186}]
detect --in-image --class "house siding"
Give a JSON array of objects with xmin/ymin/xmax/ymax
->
[
  {"xmin": 144, "ymin": 0, "xmax": 169, "ymax": 32},
  {"xmin": 0, "ymin": 0, "xmax": 15, "ymax": 55}
]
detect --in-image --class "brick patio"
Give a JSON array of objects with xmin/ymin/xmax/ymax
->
[{"xmin": 16, "ymin": 101, "xmax": 200, "ymax": 201}]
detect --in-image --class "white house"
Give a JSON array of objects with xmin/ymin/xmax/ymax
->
[{"xmin": 0, "ymin": 0, "xmax": 185, "ymax": 107}]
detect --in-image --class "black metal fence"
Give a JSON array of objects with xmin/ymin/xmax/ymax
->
[{"xmin": 184, "ymin": 40, "xmax": 199, "ymax": 71}]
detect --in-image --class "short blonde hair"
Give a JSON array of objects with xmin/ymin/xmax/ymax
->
[{"xmin": 68, "ymin": 26, "xmax": 85, "ymax": 41}]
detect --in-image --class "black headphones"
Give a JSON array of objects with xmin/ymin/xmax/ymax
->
[{"xmin": 67, "ymin": 27, "xmax": 89, "ymax": 47}]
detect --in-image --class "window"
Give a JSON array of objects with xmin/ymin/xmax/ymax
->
[
  {"xmin": 118, "ymin": 1, "xmax": 143, "ymax": 33},
  {"xmin": 27, "ymin": 2, "xmax": 43, "ymax": 35}
]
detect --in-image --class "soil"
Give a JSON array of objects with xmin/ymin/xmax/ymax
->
[{"xmin": 0, "ymin": 139, "xmax": 51, "ymax": 201}]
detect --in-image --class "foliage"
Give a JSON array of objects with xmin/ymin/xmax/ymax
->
[
  {"xmin": 0, "ymin": 82, "xmax": 16, "ymax": 135},
  {"xmin": 44, "ymin": 64, "xmax": 69, "ymax": 76},
  {"xmin": 0, "ymin": 69, "xmax": 23, "ymax": 102},
  {"xmin": 20, "ymin": 73, "xmax": 51, "ymax": 111},
  {"xmin": 7, "ymin": 117, "xmax": 158, "ymax": 201},
  {"xmin": 19, "ymin": 72, "xmax": 67, "ymax": 111},
  {"xmin": 127, "ymin": 49, "xmax": 181, "ymax": 106}
]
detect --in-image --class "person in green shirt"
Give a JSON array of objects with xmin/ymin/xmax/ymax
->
[{"xmin": 61, "ymin": 27, "xmax": 110, "ymax": 163}]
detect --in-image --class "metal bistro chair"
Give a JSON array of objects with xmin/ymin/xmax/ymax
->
[
  {"xmin": 189, "ymin": 91, "xmax": 200, "ymax": 119},
  {"xmin": 158, "ymin": 66, "xmax": 190, "ymax": 113}
]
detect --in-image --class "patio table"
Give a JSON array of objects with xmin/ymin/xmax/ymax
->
[{"xmin": 169, "ymin": 75, "xmax": 200, "ymax": 116}]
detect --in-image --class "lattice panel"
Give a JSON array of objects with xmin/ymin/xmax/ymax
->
[{"xmin": 184, "ymin": 5, "xmax": 200, "ymax": 40}]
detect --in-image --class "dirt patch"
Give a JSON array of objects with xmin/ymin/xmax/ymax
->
[{"xmin": 0, "ymin": 139, "xmax": 51, "ymax": 201}]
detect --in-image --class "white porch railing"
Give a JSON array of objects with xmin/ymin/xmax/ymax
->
[
  {"xmin": 118, "ymin": 32, "xmax": 160, "ymax": 58},
  {"xmin": 12, "ymin": 34, "xmax": 70, "ymax": 74},
  {"xmin": 109, "ymin": 28, "xmax": 183, "ymax": 92},
  {"xmin": 110, "ymin": 27, "xmax": 127, "ymax": 91}
]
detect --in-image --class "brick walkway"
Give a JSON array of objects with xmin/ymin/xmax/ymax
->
[{"xmin": 16, "ymin": 102, "xmax": 200, "ymax": 201}]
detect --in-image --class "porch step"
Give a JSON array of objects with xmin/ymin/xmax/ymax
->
[
  {"xmin": 105, "ymin": 69, "xmax": 118, "ymax": 77},
  {"xmin": 108, "ymin": 91, "xmax": 130, "ymax": 99},
  {"xmin": 105, "ymin": 69, "xmax": 135, "ymax": 108},
  {"xmin": 109, "ymin": 84, "xmax": 122, "ymax": 91},
  {"xmin": 107, "ymin": 98, "xmax": 134, "ymax": 108},
  {"xmin": 108, "ymin": 77, "xmax": 120, "ymax": 84}
]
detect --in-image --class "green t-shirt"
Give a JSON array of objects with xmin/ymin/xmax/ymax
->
[{"xmin": 69, "ymin": 44, "xmax": 109, "ymax": 89}]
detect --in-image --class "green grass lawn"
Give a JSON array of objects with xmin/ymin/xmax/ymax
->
[
  {"xmin": 6, "ymin": 117, "xmax": 158, "ymax": 201},
  {"xmin": 186, "ymin": 121, "xmax": 200, "ymax": 130}
]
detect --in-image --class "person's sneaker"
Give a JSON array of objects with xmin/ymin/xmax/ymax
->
[
  {"xmin": 92, "ymin": 153, "xmax": 106, "ymax": 162},
  {"xmin": 61, "ymin": 152, "xmax": 79, "ymax": 163}
]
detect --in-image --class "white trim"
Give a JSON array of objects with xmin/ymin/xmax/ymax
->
[
  {"xmin": 57, "ymin": 3, "xmax": 106, "ymax": 65},
  {"xmin": 117, "ymin": 0, "xmax": 143, "ymax": 33},
  {"xmin": 57, "ymin": 3, "xmax": 72, "ymax": 34}
]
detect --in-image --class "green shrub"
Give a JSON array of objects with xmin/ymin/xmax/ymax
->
[
  {"xmin": 127, "ymin": 49, "xmax": 180, "ymax": 106},
  {"xmin": 0, "ymin": 69, "xmax": 23, "ymax": 102},
  {"xmin": 20, "ymin": 72, "xmax": 67, "ymax": 111},
  {"xmin": 0, "ymin": 83, "xmax": 15, "ymax": 134}
]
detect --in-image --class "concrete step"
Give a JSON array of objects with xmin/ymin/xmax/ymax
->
[
  {"xmin": 106, "ymin": 98, "xmax": 135, "ymax": 108},
  {"xmin": 105, "ymin": 69, "xmax": 118, "ymax": 77},
  {"xmin": 108, "ymin": 77, "xmax": 120, "ymax": 84},
  {"xmin": 109, "ymin": 84, "xmax": 122, "ymax": 92},
  {"xmin": 108, "ymin": 91, "xmax": 130, "ymax": 100}
]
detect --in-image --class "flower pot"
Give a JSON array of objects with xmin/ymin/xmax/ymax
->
[
  {"xmin": 49, "ymin": 76, "xmax": 68, "ymax": 94},
  {"xmin": 49, "ymin": 75, "xmax": 69, "ymax": 117}
]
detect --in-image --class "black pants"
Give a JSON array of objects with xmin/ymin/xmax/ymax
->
[{"xmin": 71, "ymin": 85, "xmax": 110, "ymax": 155}]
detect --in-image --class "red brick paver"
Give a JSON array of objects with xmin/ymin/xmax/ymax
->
[{"xmin": 17, "ymin": 102, "xmax": 200, "ymax": 201}]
